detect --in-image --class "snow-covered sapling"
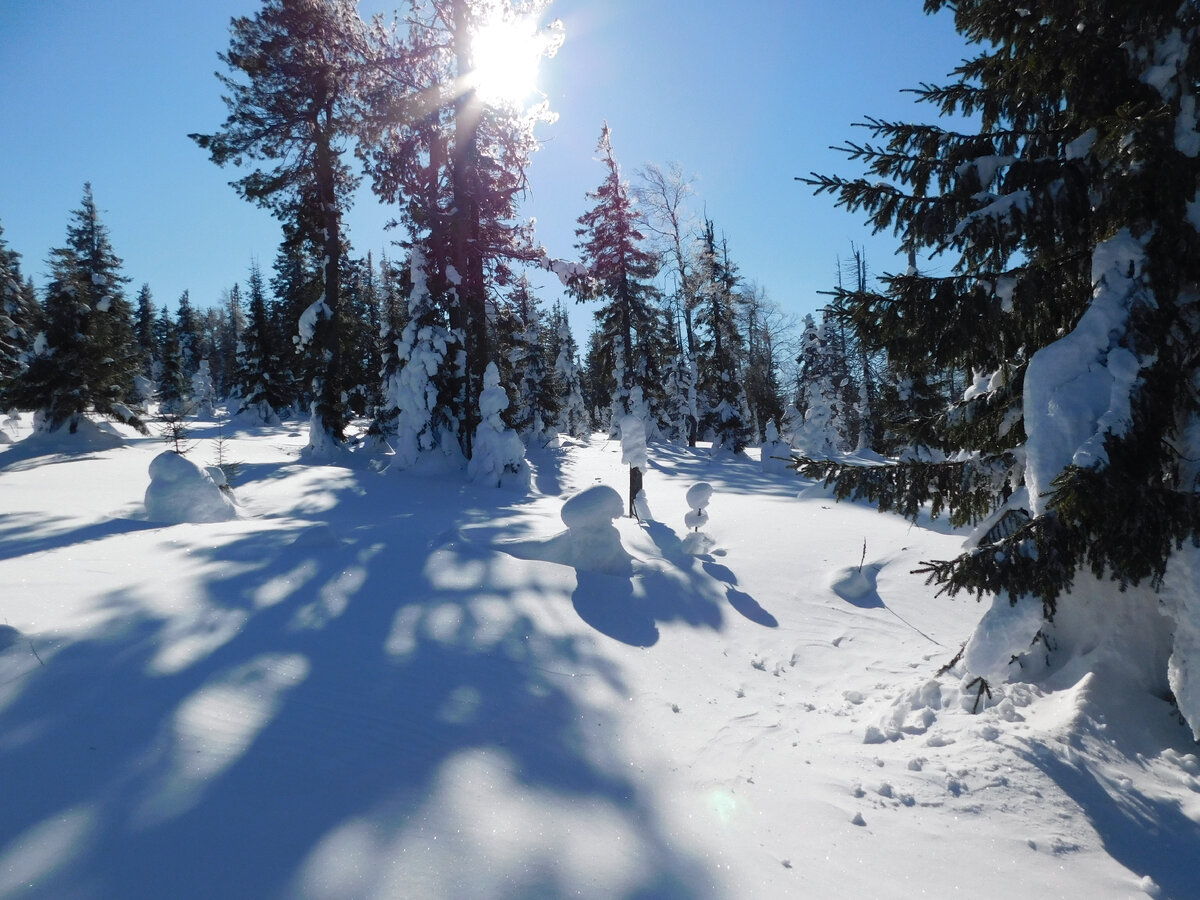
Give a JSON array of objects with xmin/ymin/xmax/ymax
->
[
  {"xmin": 158, "ymin": 403, "xmax": 195, "ymax": 455},
  {"xmin": 145, "ymin": 449, "xmax": 237, "ymax": 524}
]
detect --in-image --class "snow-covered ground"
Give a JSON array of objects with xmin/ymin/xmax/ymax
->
[{"xmin": 1, "ymin": 414, "xmax": 1198, "ymax": 899}]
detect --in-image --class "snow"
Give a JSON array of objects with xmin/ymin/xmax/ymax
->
[
  {"xmin": 296, "ymin": 297, "xmax": 331, "ymax": 348},
  {"xmin": 546, "ymin": 257, "xmax": 589, "ymax": 288},
  {"xmin": 1022, "ymin": 228, "xmax": 1150, "ymax": 515},
  {"xmin": 1, "ymin": 413, "xmax": 1198, "ymax": 898},
  {"xmin": 618, "ymin": 412, "xmax": 647, "ymax": 471}
]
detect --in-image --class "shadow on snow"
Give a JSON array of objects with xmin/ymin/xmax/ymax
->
[{"xmin": 0, "ymin": 462, "xmax": 718, "ymax": 899}]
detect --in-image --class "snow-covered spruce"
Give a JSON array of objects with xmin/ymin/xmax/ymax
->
[
  {"xmin": 384, "ymin": 245, "xmax": 452, "ymax": 470},
  {"xmin": 760, "ymin": 419, "xmax": 792, "ymax": 474},
  {"xmin": 466, "ymin": 362, "xmax": 530, "ymax": 491},
  {"xmin": 144, "ymin": 450, "xmax": 236, "ymax": 524}
]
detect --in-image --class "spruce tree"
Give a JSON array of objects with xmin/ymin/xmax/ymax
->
[
  {"xmin": 800, "ymin": 1, "xmax": 1200, "ymax": 733},
  {"xmin": 192, "ymin": 0, "xmax": 366, "ymax": 450},
  {"xmin": 9, "ymin": 185, "xmax": 144, "ymax": 433},
  {"xmin": 550, "ymin": 301, "xmax": 589, "ymax": 438},
  {"xmin": 0, "ymin": 222, "xmax": 39, "ymax": 409},
  {"xmin": 504, "ymin": 275, "xmax": 557, "ymax": 444},
  {"xmin": 570, "ymin": 124, "xmax": 662, "ymax": 436},
  {"xmin": 175, "ymin": 290, "xmax": 203, "ymax": 380},
  {"xmin": 157, "ymin": 308, "xmax": 188, "ymax": 414},
  {"xmin": 233, "ymin": 260, "xmax": 285, "ymax": 424},
  {"xmin": 133, "ymin": 284, "xmax": 158, "ymax": 385},
  {"xmin": 693, "ymin": 220, "xmax": 752, "ymax": 452}
]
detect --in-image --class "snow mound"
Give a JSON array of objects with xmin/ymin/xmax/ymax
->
[
  {"xmin": 963, "ymin": 592, "xmax": 1043, "ymax": 682},
  {"xmin": 829, "ymin": 565, "xmax": 881, "ymax": 608},
  {"xmin": 619, "ymin": 414, "xmax": 647, "ymax": 470},
  {"xmin": 685, "ymin": 482, "xmax": 713, "ymax": 511},
  {"xmin": 144, "ymin": 450, "xmax": 237, "ymax": 524},
  {"xmin": 25, "ymin": 414, "xmax": 125, "ymax": 451}
]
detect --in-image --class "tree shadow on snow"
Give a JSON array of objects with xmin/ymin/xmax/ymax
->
[
  {"xmin": 0, "ymin": 464, "xmax": 716, "ymax": 900},
  {"xmin": 1010, "ymin": 731, "xmax": 1200, "ymax": 899},
  {"xmin": 0, "ymin": 511, "xmax": 160, "ymax": 562}
]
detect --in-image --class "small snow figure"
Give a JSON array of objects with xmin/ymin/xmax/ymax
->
[
  {"xmin": 145, "ymin": 450, "xmax": 237, "ymax": 524},
  {"xmin": 683, "ymin": 482, "xmax": 715, "ymax": 555},
  {"xmin": 467, "ymin": 362, "xmax": 531, "ymax": 491}
]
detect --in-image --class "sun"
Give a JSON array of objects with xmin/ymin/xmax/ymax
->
[{"xmin": 469, "ymin": 14, "xmax": 547, "ymax": 107}]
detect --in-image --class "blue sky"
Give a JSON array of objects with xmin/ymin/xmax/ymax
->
[{"xmin": 0, "ymin": 0, "xmax": 972, "ymax": 337}]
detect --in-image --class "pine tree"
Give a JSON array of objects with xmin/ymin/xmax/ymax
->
[
  {"xmin": 192, "ymin": 0, "xmax": 366, "ymax": 450},
  {"xmin": 233, "ymin": 260, "xmax": 285, "ymax": 424},
  {"xmin": 157, "ymin": 308, "xmax": 188, "ymax": 414},
  {"xmin": 9, "ymin": 185, "xmax": 144, "ymax": 433},
  {"xmin": 571, "ymin": 124, "xmax": 662, "ymax": 435},
  {"xmin": 360, "ymin": 0, "xmax": 561, "ymax": 460},
  {"xmin": 0, "ymin": 222, "xmax": 40, "ymax": 409},
  {"xmin": 800, "ymin": 1, "xmax": 1200, "ymax": 733},
  {"xmin": 693, "ymin": 220, "xmax": 752, "ymax": 452}
]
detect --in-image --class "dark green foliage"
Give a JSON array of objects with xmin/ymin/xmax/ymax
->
[
  {"xmin": 796, "ymin": 0, "xmax": 1200, "ymax": 637},
  {"xmin": 175, "ymin": 290, "xmax": 203, "ymax": 379},
  {"xmin": 0, "ymin": 222, "xmax": 40, "ymax": 407},
  {"xmin": 8, "ymin": 185, "xmax": 145, "ymax": 433},
  {"xmin": 792, "ymin": 452, "xmax": 1018, "ymax": 530},
  {"xmin": 693, "ymin": 220, "xmax": 752, "ymax": 452},
  {"xmin": 234, "ymin": 260, "xmax": 288, "ymax": 422},
  {"xmin": 157, "ymin": 308, "xmax": 188, "ymax": 413}
]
